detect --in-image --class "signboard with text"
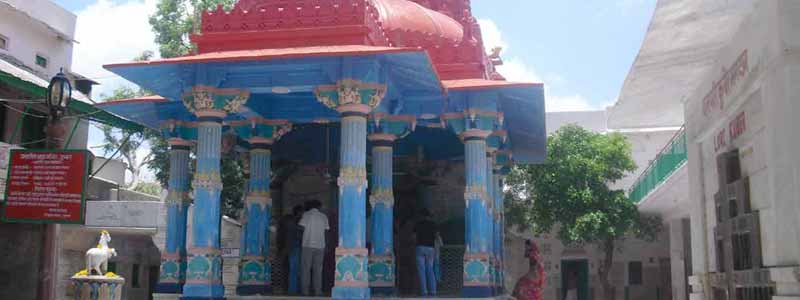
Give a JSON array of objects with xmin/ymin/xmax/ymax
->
[{"xmin": 2, "ymin": 149, "xmax": 92, "ymax": 224}]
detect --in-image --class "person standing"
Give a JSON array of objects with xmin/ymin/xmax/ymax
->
[
  {"xmin": 413, "ymin": 209, "xmax": 438, "ymax": 296},
  {"xmin": 278, "ymin": 205, "xmax": 304, "ymax": 295},
  {"xmin": 298, "ymin": 200, "xmax": 329, "ymax": 296},
  {"xmin": 513, "ymin": 240, "xmax": 545, "ymax": 300}
]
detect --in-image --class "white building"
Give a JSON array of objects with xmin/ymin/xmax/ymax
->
[
  {"xmin": 0, "ymin": 0, "xmax": 77, "ymax": 78},
  {"xmin": 611, "ymin": 0, "xmax": 800, "ymax": 299}
]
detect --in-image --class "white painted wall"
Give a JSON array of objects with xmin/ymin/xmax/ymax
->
[
  {"xmin": 506, "ymin": 229, "xmax": 670, "ymax": 300},
  {"xmin": 0, "ymin": 0, "xmax": 76, "ymax": 78},
  {"xmin": 545, "ymin": 110, "xmax": 607, "ymax": 135},
  {"xmin": 613, "ymin": 129, "xmax": 680, "ymax": 192},
  {"xmin": 684, "ymin": 0, "xmax": 800, "ymax": 297}
]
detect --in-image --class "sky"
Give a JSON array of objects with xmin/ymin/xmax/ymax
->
[
  {"xmin": 56, "ymin": 0, "xmax": 656, "ymax": 112},
  {"xmin": 52, "ymin": 0, "xmax": 656, "ymax": 181}
]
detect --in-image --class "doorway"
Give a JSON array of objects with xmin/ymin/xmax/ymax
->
[{"xmin": 561, "ymin": 259, "xmax": 590, "ymax": 300}]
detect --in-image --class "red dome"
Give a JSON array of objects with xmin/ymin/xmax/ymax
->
[{"xmin": 372, "ymin": 0, "xmax": 464, "ymax": 45}]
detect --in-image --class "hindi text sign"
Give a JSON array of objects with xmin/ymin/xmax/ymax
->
[{"xmin": 2, "ymin": 150, "xmax": 91, "ymax": 224}]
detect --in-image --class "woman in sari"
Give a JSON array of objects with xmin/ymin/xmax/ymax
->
[{"xmin": 512, "ymin": 240, "xmax": 545, "ymax": 300}]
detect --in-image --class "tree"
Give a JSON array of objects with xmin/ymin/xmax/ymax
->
[
  {"xmin": 146, "ymin": 0, "xmax": 245, "ymax": 218},
  {"xmin": 505, "ymin": 124, "xmax": 661, "ymax": 300},
  {"xmin": 149, "ymin": 0, "xmax": 235, "ymax": 58},
  {"xmin": 133, "ymin": 181, "xmax": 163, "ymax": 196},
  {"xmin": 96, "ymin": 85, "xmax": 157, "ymax": 191}
]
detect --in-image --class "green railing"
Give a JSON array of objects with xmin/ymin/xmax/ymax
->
[{"xmin": 629, "ymin": 127, "xmax": 687, "ymax": 203}]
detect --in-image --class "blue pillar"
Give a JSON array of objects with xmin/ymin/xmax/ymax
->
[
  {"xmin": 485, "ymin": 153, "xmax": 497, "ymax": 295},
  {"xmin": 236, "ymin": 142, "xmax": 273, "ymax": 295},
  {"xmin": 333, "ymin": 106, "xmax": 370, "ymax": 299},
  {"xmin": 494, "ymin": 151, "xmax": 511, "ymax": 294},
  {"xmin": 182, "ymin": 87, "xmax": 249, "ymax": 300},
  {"xmin": 316, "ymin": 80, "xmax": 388, "ymax": 300},
  {"xmin": 462, "ymin": 129, "xmax": 493, "ymax": 297},
  {"xmin": 156, "ymin": 138, "xmax": 192, "ymax": 293},
  {"xmin": 368, "ymin": 134, "xmax": 396, "ymax": 295},
  {"xmin": 493, "ymin": 170, "xmax": 505, "ymax": 294}
]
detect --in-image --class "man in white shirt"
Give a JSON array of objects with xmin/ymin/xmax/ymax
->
[{"xmin": 298, "ymin": 200, "xmax": 329, "ymax": 296}]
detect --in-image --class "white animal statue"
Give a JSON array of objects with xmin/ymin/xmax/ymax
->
[{"xmin": 85, "ymin": 230, "xmax": 117, "ymax": 276}]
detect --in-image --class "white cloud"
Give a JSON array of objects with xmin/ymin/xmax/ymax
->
[
  {"xmin": 72, "ymin": 0, "xmax": 158, "ymax": 99},
  {"xmin": 72, "ymin": 0, "xmax": 159, "ymax": 181},
  {"xmin": 546, "ymin": 94, "xmax": 595, "ymax": 112},
  {"xmin": 478, "ymin": 18, "xmax": 605, "ymax": 112},
  {"xmin": 477, "ymin": 19, "xmax": 508, "ymax": 53},
  {"xmin": 496, "ymin": 59, "xmax": 542, "ymax": 83}
]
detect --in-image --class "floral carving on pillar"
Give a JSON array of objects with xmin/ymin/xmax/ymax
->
[
  {"xmin": 314, "ymin": 79, "xmax": 387, "ymax": 111},
  {"xmin": 182, "ymin": 85, "xmax": 250, "ymax": 115}
]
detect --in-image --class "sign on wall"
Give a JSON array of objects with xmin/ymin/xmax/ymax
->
[
  {"xmin": 221, "ymin": 248, "xmax": 240, "ymax": 258},
  {"xmin": 2, "ymin": 149, "xmax": 92, "ymax": 224}
]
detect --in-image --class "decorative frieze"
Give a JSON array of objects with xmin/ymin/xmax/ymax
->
[
  {"xmin": 369, "ymin": 187, "xmax": 394, "ymax": 207},
  {"xmin": 463, "ymin": 252, "xmax": 493, "ymax": 287},
  {"xmin": 338, "ymin": 166, "xmax": 368, "ymax": 190},
  {"xmin": 192, "ymin": 171, "xmax": 223, "ymax": 190},
  {"xmin": 182, "ymin": 85, "xmax": 249, "ymax": 115},
  {"xmin": 229, "ymin": 118, "xmax": 292, "ymax": 145},
  {"xmin": 186, "ymin": 248, "xmax": 223, "ymax": 285},
  {"xmin": 335, "ymin": 248, "xmax": 369, "ymax": 287},
  {"xmin": 442, "ymin": 110, "xmax": 503, "ymax": 137},
  {"xmin": 464, "ymin": 184, "xmax": 489, "ymax": 204},
  {"xmin": 315, "ymin": 79, "xmax": 387, "ymax": 111},
  {"xmin": 368, "ymin": 254, "xmax": 396, "ymax": 288}
]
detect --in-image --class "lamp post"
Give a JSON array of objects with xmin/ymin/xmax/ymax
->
[
  {"xmin": 46, "ymin": 70, "xmax": 71, "ymax": 121},
  {"xmin": 37, "ymin": 69, "xmax": 73, "ymax": 300},
  {"xmin": 44, "ymin": 70, "xmax": 71, "ymax": 148}
]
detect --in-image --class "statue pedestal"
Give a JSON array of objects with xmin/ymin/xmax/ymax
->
[{"xmin": 71, "ymin": 275, "xmax": 125, "ymax": 300}]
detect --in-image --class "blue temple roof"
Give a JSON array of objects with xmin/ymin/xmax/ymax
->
[{"xmin": 98, "ymin": 46, "xmax": 545, "ymax": 163}]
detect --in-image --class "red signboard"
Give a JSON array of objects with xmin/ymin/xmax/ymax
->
[{"xmin": 2, "ymin": 150, "xmax": 91, "ymax": 224}]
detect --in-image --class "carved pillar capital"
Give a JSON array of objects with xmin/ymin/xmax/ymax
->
[
  {"xmin": 442, "ymin": 109, "xmax": 503, "ymax": 140},
  {"xmin": 314, "ymin": 79, "xmax": 387, "ymax": 113},
  {"xmin": 182, "ymin": 85, "xmax": 249, "ymax": 118},
  {"xmin": 230, "ymin": 118, "xmax": 292, "ymax": 147},
  {"xmin": 368, "ymin": 113, "xmax": 416, "ymax": 141}
]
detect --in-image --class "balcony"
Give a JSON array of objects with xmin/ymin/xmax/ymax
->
[{"xmin": 629, "ymin": 127, "xmax": 688, "ymax": 203}]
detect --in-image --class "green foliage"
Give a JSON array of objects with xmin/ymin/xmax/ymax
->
[
  {"xmin": 149, "ymin": 0, "xmax": 235, "ymax": 58},
  {"xmin": 505, "ymin": 124, "xmax": 660, "ymax": 245},
  {"xmin": 147, "ymin": 134, "xmax": 172, "ymax": 187},
  {"xmin": 220, "ymin": 156, "xmax": 246, "ymax": 218},
  {"xmin": 133, "ymin": 181, "xmax": 163, "ymax": 196},
  {"xmin": 146, "ymin": 2, "xmax": 246, "ymax": 218},
  {"xmin": 505, "ymin": 124, "xmax": 662, "ymax": 298}
]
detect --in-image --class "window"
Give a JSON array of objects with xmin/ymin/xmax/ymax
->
[
  {"xmin": 132, "ymin": 264, "xmax": 141, "ymax": 288},
  {"xmin": 628, "ymin": 261, "xmax": 643, "ymax": 285},
  {"xmin": 35, "ymin": 54, "xmax": 47, "ymax": 68},
  {"xmin": 0, "ymin": 35, "xmax": 7, "ymax": 50}
]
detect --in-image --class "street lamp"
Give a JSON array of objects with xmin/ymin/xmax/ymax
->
[{"xmin": 46, "ymin": 69, "xmax": 71, "ymax": 121}]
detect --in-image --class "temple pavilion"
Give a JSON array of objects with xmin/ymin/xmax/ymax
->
[{"xmin": 95, "ymin": 0, "xmax": 545, "ymax": 299}]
